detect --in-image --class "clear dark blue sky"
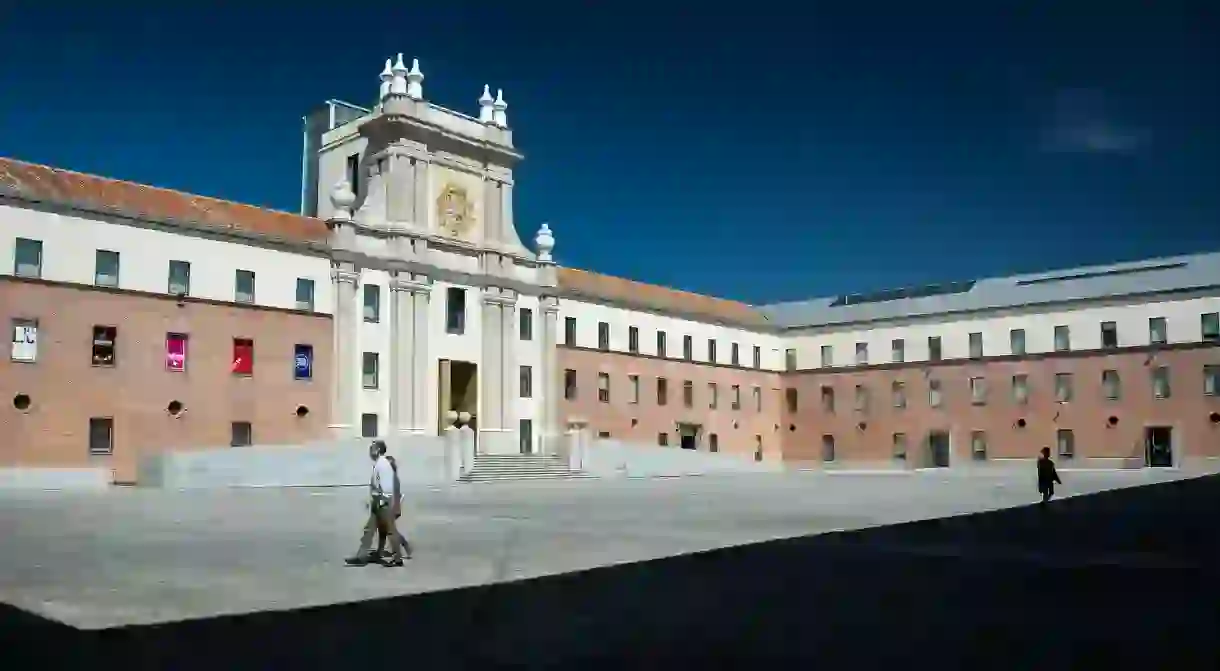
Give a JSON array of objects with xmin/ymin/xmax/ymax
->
[{"xmin": 2, "ymin": 2, "xmax": 1217, "ymax": 304}]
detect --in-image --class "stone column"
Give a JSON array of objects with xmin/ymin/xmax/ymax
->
[
  {"xmin": 483, "ymin": 177, "xmax": 501, "ymax": 243},
  {"xmin": 500, "ymin": 293, "xmax": 518, "ymax": 440},
  {"xmin": 413, "ymin": 158, "xmax": 429, "ymax": 230},
  {"xmin": 329, "ymin": 266, "xmax": 361, "ymax": 437},
  {"xmin": 389, "ymin": 275, "xmax": 418, "ymax": 435},
  {"xmin": 412, "ymin": 287, "xmax": 431, "ymax": 432},
  {"xmin": 479, "ymin": 290, "xmax": 505, "ymax": 444},
  {"xmin": 385, "ymin": 154, "xmax": 415, "ymax": 224},
  {"xmin": 501, "ymin": 182, "xmax": 514, "ymax": 242},
  {"xmin": 539, "ymin": 295, "xmax": 561, "ymax": 454}
]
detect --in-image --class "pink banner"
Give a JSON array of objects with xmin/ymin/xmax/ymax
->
[{"xmin": 166, "ymin": 334, "xmax": 187, "ymax": 371}]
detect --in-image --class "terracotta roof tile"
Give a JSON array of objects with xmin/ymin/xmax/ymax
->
[
  {"xmin": 0, "ymin": 155, "xmax": 770, "ymax": 328},
  {"xmin": 0, "ymin": 156, "xmax": 329, "ymax": 243}
]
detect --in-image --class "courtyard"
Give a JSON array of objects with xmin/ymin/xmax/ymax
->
[{"xmin": 0, "ymin": 468, "xmax": 1195, "ymax": 630}]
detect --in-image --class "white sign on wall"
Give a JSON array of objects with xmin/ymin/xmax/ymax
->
[{"xmin": 11, "ymin": 322, "xmax": 38, "ymax": 362}]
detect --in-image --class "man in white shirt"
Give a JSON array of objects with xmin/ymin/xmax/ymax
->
[{"xmin": 345, "ymin": 440, "xmax": 405, "ymax": 567}]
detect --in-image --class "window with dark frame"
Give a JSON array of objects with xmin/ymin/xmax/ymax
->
[
  {"xmin": 708, "ymin": 382, "xmax": 718, "ymax": 409},
  {"xmin": 968, "ymin": 332, "xmax": 983, "ymax": 359},
  {"xmin": 892, "ymin": 433, "xmax": 907, "ymax": 460},
  {"xmin": 14, "ymin": 238, "xmax": 43, "ymax": 278},
  {"xmin": 1102, "ymin": 369, "xmax": 1121, "ymax": 400},
  {"xmin": 971, "ymin": 431, "xmax": 987, "ymax": 461},
  {"xmin": 628, "ymin": 326, "xmax": 639, "ymax": 353},
  {"xmin": 598, "ymin": 372, "xmax": 611, "ymax": 403},
  {"xmin": 91, "ymin": 326, "xmax": 117, "ymax": 367},
  {"xmin": 657, "ymin": 331, "xmax": 667, "ymax": 358},
  {"xmin": 752, "ymin": 346, "xmax": 761, "ymax": 369},
  {"xmin": 820, "ymin": 385, "xmax": 834, "ymax": 413},
  {"xmin": 520, "ymin": 365, "xmax": 533, "ymax": 398},
  {"xmin": 235, "ymin": 270, "xmax": 256, "ymax": 303},
  {"xmin": 683, "ymin": 380, "xmax": 694, "ymax": 408},
  {"xmin": 296, "ymin": 278, "xmax": 315, "ymax": 311},
  {"xmin": 657, "ymin": 377, "xmax": 668, "ymax": 406},
  {"xmin": 169, "ymin": 260, "xmax": 191, "ymax": 296},
  {"xmin": 88, "ymin": 417, "xmax": 114, "ymax": 455},
  {"xmin": 361, "ymin": 414, "xmax": 379, "ymax": 438},
  {"xmin": 1148, "ymin": 317, "xmax": 1167, "ymax": 345},
  {"xmin": 628, "ymin": 375, "xmax": 640, "ymax": 404},
  {"xmin": 892, "ymin": 381, "xmax": 906, "ymax": 408},
  {"xmin": 658, "ymin": 433, "xmax": 669, "ymax": 447},
  {"xmin": 683, "ymin": 335, "xmax": 693, "ymax": 361},
  {"xmin": 363, "ymin": 284, "xmax": 381, "ymax": 323},
  {"xmin": 1203, "ymin": 312, "xmax": 1220, "ymax": 341},
  {"xmin": 731, "ymin": 384, "xmax": 741, "ymax": 410},
  {"xmin": 821, "ymin": 435, "xmax": 835, "ymax": 462},
  {"xmin": 346, "ymin": 153, "xmax": 361, "ymax": 196},
  {"xmin": 784, "ymin": 349, "xmax": 797, "ymax": 371},
  {"xmin": 362, "ymin": 352, "xmax": 380, "ymax": 389},
  {"xmin": 231, "ymin": 421, "xmax": 253, "ymax": 447},
  {"xmin": 1151, "ymin": 366, "xmax": 1172, "ymax": 399},
  {"xmin": 928, "ymin": 336, "xmax": 942, "ymax": 361},
  {"xmin": 821, "ymin": 345, "xmax": 833, "ymax": 368},
  {"xmin": 1057, "ymin": 429, "xmax": 1075, "ymax": 458},
  {"xmin": 564, "ymin": 316, "xmax": 576, "ymax": 345},
  {"xmin": 94, "ymin": 250, "xmax": 120, "ymax": 287},
  {"xmin": 563, "ymin": 369, "xmax": 577, "ymax": 400},
  {"xmin": 731, "ymin": 342, "xmax": 740, "ymax": 366},
  {"xmin": 1054, "ymin": 325, "xmax": 1071, "ymax": 352},
  {"xmin": 708, "ymin": 339, "xmax": 717, "ymax": 364},
  {"xmin": 1100, "ymin": 321, "xmax": 1118, "ymax": 349},
  {"xmin": 598, "ymin": 322, "xmax": 610, "ymax": 351},
  {"xmin": 891, "ymin": 339, "xmax": 905, "ymax": 363},
  {"xmin": 519, "ymin": 308, "xmax": 533, "ymax": 340},
  {"xmin": 447, "ymin": 288, "xmax": 467, "ymax": 334},
  {"xmin": 1010, "ymin": 328, "xmax": 1026, "ymax": 355}
]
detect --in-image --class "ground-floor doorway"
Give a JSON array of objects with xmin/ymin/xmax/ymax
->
[
  {"xmin": 1145, "ymin": 426, "xmax": 1174, "ymax": 468},
  {"xmin": 677, "ymin": 423, "xmax": 701, "ymax": 450},
  {"xmin": 438, "ymin": 359, "xmax": 478, "ymax": 435},
  {"xmin": 927, "ymin": 431, "xmax": 951, "ymax": 468}
]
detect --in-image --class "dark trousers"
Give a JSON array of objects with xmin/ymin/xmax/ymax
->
[{"xmin": 1040, "ymin": 484, "xmax": 1055, "ymax": 504}]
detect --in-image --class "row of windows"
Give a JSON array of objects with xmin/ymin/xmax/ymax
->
[
  {"xmin": 565, "ymin": 318, "xmax": 765, "ymax": 369},
  {"xmin": 9, "ymin": 319, "xmax": 319, "ymax": 379},
  {"xmin": 784, "ymin": 315, "xmax": 1220, "ymax": 370},
  {"xmin": 75, "ymin": 417, "xmax": 257, "ymax": 455},
  {"xmin": 784, "ymin": 365, "xmax": 1220, "ymax": 414},
  {"xmin": 559, "ymin": 369, "xmax": 768, "ymax": 410},
  {"xmin": 815, "ymin": 429, "xmax": 1082, "ymax": 463},
  {"xmin": 11, "ymin": 237, "xmax": 322, "ymax": 311}
]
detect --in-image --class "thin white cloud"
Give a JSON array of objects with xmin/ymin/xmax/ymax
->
[{"xmin": 1041, "ymin": 88, "xmax": 1148, "ymax": 155}]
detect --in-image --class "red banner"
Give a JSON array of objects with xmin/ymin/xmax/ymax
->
[
  {"xmin": 166, "ymin": 334, "xmax": 187, "ymax": 371},
  {"xmin": 232, "ymin": 339, "xmax": 254, "ymax": 375}
]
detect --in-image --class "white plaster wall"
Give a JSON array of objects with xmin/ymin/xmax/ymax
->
[
  {"xmin": 558, "ymin": 299, "xmax": 783, "ymax": 371},
  {"xmin": 0, "ymin": 205, "xmax": 333, "ymax": 313},
  {"xmin": 785, "ymin": 296, "xmax": 1220, "ymax": 368},
  {"xmin": 356, "ymin": 268, "xmax": 394, "ymax": 433},
  {"xmin": 513, "ymin": 292, "xmax": 544, "ymax": 449},
  {"xmin": 315, "ymin": 128, "xmax": 368, "ymax": 221}
]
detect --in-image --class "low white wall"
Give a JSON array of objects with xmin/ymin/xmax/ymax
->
[
  {"xmin": 581, "ymin": 439, "xmax": 783, "ymax": 478},
  {"xmin": 137, "ymin": 436, "xmax": 450, "ymax": 489},
  {"xmin": 0, "ymin": 467, "xmax": 113, "ymax": 491}
]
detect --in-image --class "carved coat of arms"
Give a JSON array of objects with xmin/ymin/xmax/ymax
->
[{"xmin": 436, "ymin": 184, "xmax": 475, "ymax": 237}]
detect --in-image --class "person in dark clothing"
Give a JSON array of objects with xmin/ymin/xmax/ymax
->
[
  {"xmin": 376, "ymin": 455, "xmax": 413, "ymax": 560},
  {"xmin": 1037, "ymin": 447, "xmax": 1063, "ymax": 504}
]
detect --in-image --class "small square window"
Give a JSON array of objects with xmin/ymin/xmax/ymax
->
[
  {"xmin": 296, "ymin": 278, "xmax": 316, "ymax": 311},
  {"xmin": 14, "ymin": 238, "xmax": 42, "ymax": 278},
  {"xmin": 91, "ymin": 325, "xmax": 117, "ymax": 367},
  {"xmin": 362, "ymin": 352, "xmax": 380, "ymax": 389},
  {"xmin": 1202, "ymin": 313, "xmax": 1220, "ymax": 341},
  {"xmin": 658, "ymin": 433, "xmax": 669, "ymax": 447},
  {"xmin": 231, "ymin": 421, "xmax": 253, "ymax": 447},
  {"xmin": 89, "ymin": 417, "xmax": 114, "ymax": 455},
  {"xmin": 168, "ymin": 260, "xmax": 191, "ymax": 296},
  {"xmin": 361, "ymin": 414, "xmax": 379, "ymax": 439},
  {"xmin": 94, "ymin": 250, "xmax": 120, "ymax": 287},
  {"xmin": 235, "ymin": 270, "xmax": 256, "ymax": 303}
]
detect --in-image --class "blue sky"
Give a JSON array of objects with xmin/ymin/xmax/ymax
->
[{"xmin": 1, "ymin": 2, "xmax": 1216, "ymax": 304}]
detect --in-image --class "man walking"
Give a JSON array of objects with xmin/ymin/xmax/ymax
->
[
  {"xmin": 1037, "ymin": 446, "xmax": 1063, "ymax": 505},
  {"xmin": 345, "ymin": 440, "xmax": 404, "ymax": 567}
]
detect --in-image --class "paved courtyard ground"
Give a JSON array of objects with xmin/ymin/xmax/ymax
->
[{"xmin": 0, "ymin": 468, "xmax": 1195, "ymax": 630}]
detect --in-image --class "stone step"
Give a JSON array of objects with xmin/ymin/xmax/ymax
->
[{"xmin": 459, "ymin": 471, "xmax": 594, "ymax": 482}]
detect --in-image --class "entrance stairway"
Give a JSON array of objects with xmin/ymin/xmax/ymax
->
[{"xmin": 458, "ymin": 454, "xmax": 590, "ymax": 483}]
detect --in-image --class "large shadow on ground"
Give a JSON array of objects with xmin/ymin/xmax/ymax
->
[{"xmin": 6, "ymin": 476, "xmax": 1219, "ymax": 669}]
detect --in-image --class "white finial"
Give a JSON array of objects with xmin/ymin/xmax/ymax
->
[
  {"xmin": 478, "ymin": 85, "xmax": 495, "ymax": 123},
  {"xmin": 535, "ymin": 223, "xmax": 554, "ymax": 263},
  {"xmin": 379, "ymin": 59, "xmax": 394, "ymax": 101},
  {"xmin": 330, "ymin": 180, "xmax": 356, "ymax": 220},
  {"xmin": 406, "ymin": 58, "xmax": 424, "ymax": 100},
  {"xmin": 390, "ymin": 54, "xmax": 408, "ymax": 96},
  {"xmin": 492, "ymin": 88, "xmax": 508, "ymax": 128}
]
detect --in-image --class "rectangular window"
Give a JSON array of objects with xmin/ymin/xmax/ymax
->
[
  {"xmin": 232, "ymin": 338, "xmax": 254, "ymax": 376},
  {"xmin": 731, "ymin": 343, "xmax": 740, "ymax": 366},
  {"xmin": 231, "ymin": 421, "xmax": 254, "ymax": 447},
  {"xmin": 563, "ymin": 369, "xmax": 577, "ymax": 400},
  {"xmin": 1102, "ymin": 369, "xmax": 1121, "ymax": 400},
  {"xmin": 1151, "ymin": 366, "xmax": 1171, "ymax": 399},
  {"xmin": 752, "ymin": 346, "xmax": 761, "ymax": 369},
  {"xmin": 708, "ymin": 382, "xmax": 719, "ymax": 409},
  {"xmin": 928, "ymin": 336, "xmax": 942, "ymax": 362},
  {"xmin": 928, "ymin": 379, "xmax": 943, "ymax": 408},
  {"xmin": 970, "ymin": 377, "xmax": 987, "ymax": 405},
  {"xmin": 1057, "ymin": 429, "xmax": 1075, "ymax": 459},
  {"xmin": 14, "ymin": 238, "xmax": 44, "ymax": 278},
  {"xmin": 519, "ymin": 308, "xmax": 533, "ymax": 340},
  {"xmin": 658, "ymin": 433, "xmax": 669, "ymax": 447},
  {"xmin": 11, "ymin": 318, "xmax": 38, "ymax": 362},
  {"xmin": 1202, "ymin": 312, "xmax": 1220, "ymax": 341},
  {"xmin": 784, "ymin": 348, "xmax": 797, "ymax": 371},
  {"xmin": 597, "ymin": 431, "xmax": 611, "ymax": 440},
  {"xmin": 657, "ymin": 378, "xmax": 668, "ymax": 405},
  {"xmin": 293, "ymin": 344, "xmax": 313, "ymax": 380},
  {"xmin": 819, "ymin": 386, "xmax": 833, "ymax": 413},
  {"xmin": 709, "ymin": 434, "xmax": 719, "ymax": 453},
  {"xmin": 166, "ymin": 333, "xmax": 189, "ymax": 372},
  {"xmin": 91, "ymin": 325, "xmax": 117, "ymax": 367},
  {"xmin": 1012, "ymin": 374, "xmax": 1030, "ymax": 404},
  {"xmin": 752, "ymin": 386, "xmax": 762, "ymax": 412},
  {"xmin": 754, "ymin": 435, "xmax": 764, "ymax": 462},
  {"xmin": 707, "ymin": 339, "xmax": 717, "ymax": 364},
  {"xmin": 1148, "ymin": 317, "xmax": 1167, "ymax": 345},
  {"xmin": 447, "ymin": 288, "xmax": 467, "ymax": 334},
  {"xmin": 598, "ymin": 372, "xmax": 611, "ymax": 403},
  {"xmin": 682, "ymin": 335, "xmax": 693, "ymax": 361},
  {"xmin": 968, "ymin": 332, "xmax": 983, "ymax": 359},
  {"xmin": 970, "ymin": 431, "xmax": 987, "ymax": 461},
  {"xmin": 520, "ymin": 419, "xmax": 533, "ymax": 454},
  {"xmin": 295, "ymin": 278, "xmax": 315, "ymax": 311},
  {"xmin": 820, "ymin": 345, "xmax": 833, "ymax": 368},
  {"xmin": 787, "ymin": 388, "xmax": 801, "ymax": 414},
  {"xmin": 1203, "ymin": 365, "xmax": 1219, "ymax": 396},
  {"xmin": 1054, "ymin": 372, "xmax": 1073, "ymax": 402},
  {"xmin": 731, "ymin": 384, "xmax": 741, "ymax": 410},
  {"xmin": 628, "ymin": 326, "xmax": 639, "ymax": 353},
  {"xmin": 891, "ymin": 380, "xmax": 906, "ymax": 408},
  {"xmin": 892, "ymin": 433, "xmax": 907, "ymax": 460},
  {"xmin": 1100, "ymin": 321, "xmax": 1118, "ymax": 349},
  {"xmin": 628, "ymin": 374, "xmax": 640, "ymax": 404},
  {"xmin": 361, "ymin": 353, "xmax": 379, "ymax": 388},
  {"xmin": 346, "ymin": 153, "xmax": 360, "ymax": 196},
  {"xmin": 168, "ymin": 260, "xmax": 191, "ymax": 296},
  {"xmin": 891, "ymin": 339, "xmax": 905, "ymax": 363},
  {"xmin": 1054, "ymin": 325, "xmax": 1071, "ymax": 352},
  {"xmin": 520, "ymin": 365, "xmax": 533, "ymax": 398},
  {"xmin": 854, "ymin": 385, "xmax": 870, "ymax": 413},
  {"xmin": 361, "ymin": 414, "xmax": 379, "ymax": 439},
  {"xmin": 88, "ymin": 417, "xmax": 114, "ymax": 455},
  {"xmin": 363, "ymin": 284, "xmax": 381, "ymax": 323},
  {"xmin": 1010, "ymin": 329, "xmax": 1026, "ymax": 356},
  {"xmin": 682, "ymin": 380, "xmax": 694, "ymax": 407},
  {"xmin": 94, "ymin": 250, "xmax": 120, "ymax": 287},
  {"xmin": 855, "ymin": 342, "xmax": 869, "ymax": 366},
  {"xmin": 657, "ymin": 331, "xmax": 667, "ymax": 358},
  {"xmin": 821, "ymin": 435, "xmax": 836, "ymax": 462},
  {"xmin": 598, "ymin": 322, "xmax": 610, "ymax": 350},
  {"xmin": 235, "ymin": 270, "xmax": 256, "ymax": 303}
]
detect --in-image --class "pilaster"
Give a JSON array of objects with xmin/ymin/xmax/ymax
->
[
  {"xmin": 413, "ymin": 157, "xmax": 430, "ymax": 230},
  {"xmin": 329, "ymin": 266, "xmax": 361, "ymax": 437},
  {"xmin": 390, "ymin": 274, "xmax": 431, "ymax": 435},
  {"xmin": 539, "ymin": 295, "xmax": 561, "ymax": 454},
  {"xmin": 385, "ymin": 153, "xmax": 416, "ymax": 224}
]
